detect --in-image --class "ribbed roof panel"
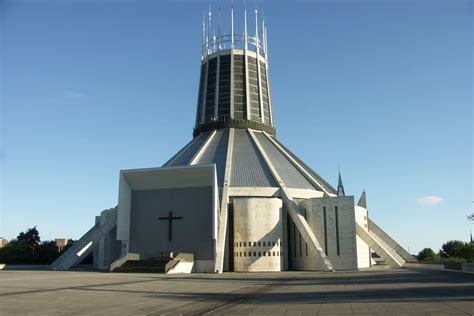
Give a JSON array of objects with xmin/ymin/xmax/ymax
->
[
  {"xmin": 195, "ymin": 129, "xmax": 229, "ymax": 186},
  {"xmin": 254, "ymin": 132, "xmax": 315, "ymax": 190},
  {"xmin": 271, "ymin": 137, "xmax": 337, "ymax": 194},
  {"xmin": 167, "ymin": 132, "xmax": 210, "ymax": 167},
  {"xmin": 230, "ymin": 129, "xmax": 277, "ymax": 187}
]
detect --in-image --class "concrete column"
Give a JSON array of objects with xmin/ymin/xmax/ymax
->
[{"xmin": 233, "ymin": 198, "xmax": 283, "ymax": 272}]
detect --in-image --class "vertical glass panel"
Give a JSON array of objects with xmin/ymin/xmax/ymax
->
[
  {"xmin": 247, "ymin": 56, "xmax": 261, "ymax": 121},
  {"xmin": 233, "ymin": 54, "xmax": 247, "ymax": 119},
  {"xmin": 204, "ymin": 57, "xmax": 218, "ymax": 122},
  {"xmin": 195, "ymin": 63, "xmax": 207, "ymax": 126},
  {"xmin": 218, "ymin": 55, "xmax": 231, "ymax": 118}
]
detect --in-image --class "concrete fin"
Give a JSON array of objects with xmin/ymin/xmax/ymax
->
[
  {"xmin": 51, "ymin": 208, "xmax": 118, "ymax": 270},
  {"xmin": 368, "ymin": 219, "xmax": 416, "ymax": 262},
  {"xmin": 355, "ymin": 223, "xmax": 405, "ymax": 268},
  {"xmin": 214, "ymin": 129, "xmax": 235, "ymax": 273}
]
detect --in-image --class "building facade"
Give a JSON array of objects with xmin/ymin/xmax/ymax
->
[{"xmin": 51, "ymin": 6, "xmax": 415, "ymax": 273}]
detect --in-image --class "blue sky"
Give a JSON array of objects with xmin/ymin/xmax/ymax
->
[{"xmin": 1, "ymin": 0, "xmax": 472, "ymax": 254}]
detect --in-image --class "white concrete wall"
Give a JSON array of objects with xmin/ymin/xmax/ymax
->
[
  {"xmin": 233, "ymin": 198, "xmax": 283, "ymax": 272},
  {"xmin": 355, "ymin": 206, "xmax": 371, "ymax": 269},
  {"xmin": 296, "ymin": 197, "xmax": 358, "ymax": 271}
]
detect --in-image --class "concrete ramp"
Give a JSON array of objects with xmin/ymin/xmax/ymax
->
[
  {"xmin": 368, "ymin": 219, "xmax": 416, "ymax": 262},
  {"xmin": 356, "ymin": 223, "xmax": 405, "ymax": 268},
  {"xmin": 51, "ymin": 208, "xmax": 117, "ymax": 270}
]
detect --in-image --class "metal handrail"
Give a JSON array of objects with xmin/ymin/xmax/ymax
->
[{"xmin": 201, "ymin": 33, "xmax": 265, "ymax": 59}]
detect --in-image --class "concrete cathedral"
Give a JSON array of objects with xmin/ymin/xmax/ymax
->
[{"xmin": 52, "ymin": 5, "xmax": 414, "ymax": 273}]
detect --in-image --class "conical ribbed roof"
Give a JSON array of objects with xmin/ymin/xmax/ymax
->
[{"xmin": 163, "ymin": 128, "xmax": 336, "ymax": 195}]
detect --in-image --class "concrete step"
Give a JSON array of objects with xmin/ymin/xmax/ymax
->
[
  {"xmin": 114, "ymin": 266, "xmax": 166, "ymax": 273},
  {"xmin": 121, "ymin": 259, "xmax": 170, "ymax": 268},
  {"xmin": 112, "ymin": 258, "xmax": 174, "ymax": 273}
]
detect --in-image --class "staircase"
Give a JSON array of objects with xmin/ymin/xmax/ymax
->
[
  {"xmin": 112, "ymin": 258, "xmax": 176, "ymax": 273},
  {"xmin": 50, "ymin": 208, "xmax": 117, "ymax": 270},
  {"xmin": 110, "ymin": 253, "xmax": 194, "ymax": 273}
]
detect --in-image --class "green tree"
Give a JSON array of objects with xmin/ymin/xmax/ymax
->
[
  {"xmin": 17, "ymin": 226, "xmax": 40, "ymax": 251},
  {"xmin": 439, "ymin": 240, "xmax": 465, "ymax": 258},
  {"xmin": 459, "ymin": 243, "xmax": 474, "ymax": 262},
  {"xmin": 417, "ymin": 248, "xmax": 439, "ymax": 261},
  {"xmin": 0, "ymin": 239, "xmax": 35, "ymax": 264}
]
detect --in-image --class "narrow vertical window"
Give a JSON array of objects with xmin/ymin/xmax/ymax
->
[
  {"xmin": 323, "ymin": 206, "xmax": 328, "ymax": 255},
  {"xmin": 335, "ymin": 206, "xmax": 340, "ymax": 256},
  {"xmin": 304, "ymin": 209, "xmax": 308, "ymax": 256},
  {"xmin": 299, "ymin": 232, "xmax": 302, "ymax": 257},
  {"xmin": 293, "ymin": 222, "xmax": 296, "ymax": 257}
]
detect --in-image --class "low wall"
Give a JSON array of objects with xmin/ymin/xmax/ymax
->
[
  {"xmin": 405, "ymin": 262, "xmax": 474, "ymax": 273},
  {"xmin": 0, "ymin": 264, "xmax": 51, "ymax": 270},
  {"xmin": 460, "ymin": 263, "xmax": 474, "ymax": 273}
]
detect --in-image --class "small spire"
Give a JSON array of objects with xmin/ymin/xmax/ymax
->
[
  {"xmin": 358, "ymin": 190, "xmax": 367, "ymax": 208},
  {"xmin": 264, "ymin": 20, "xmax": 268, "ymax": 60},
  {"xmin": 202, "ymin": 12, "xmax": 206, "ymax": 58},
  {"xmin": 255, "ymin": 8, "xmax": 259, "ymax": 44},
  {"xmin": 218, "ymin": 7, "xmax": 222, "ymax": 50},
  {"xmin": 337, "ymin": 170, "xmax": 345, "ymax": 197},
  {"xmin": 230, "ymin": 1, "xmax": 234, "ymax": 48},
  {"xmin": 261, "ymin": 13, "xmax": 265, "ymax": 54},
  {"xmin": 213, "ymin": 29, "xmax": 216, "ymax": 52},
  {"xmin": 244, "ymin": 0, "xmax": 248, "ymax": 50},
  {"xmin": 207, "ymin": 5, "xmax": 212, "ymax": 54}
]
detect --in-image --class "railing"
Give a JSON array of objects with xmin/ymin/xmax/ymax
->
[{"xmin": 202, "ymin": 33, "xmax": 265, "ymax": 59}]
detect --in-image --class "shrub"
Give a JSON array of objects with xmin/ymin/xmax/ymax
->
[
  {"xmin": 417, "ymin": 248, "xmax": 439, "ymax": 262},
  {"xmin": 439, "ymin": 240, "xmax": 465, "ymax": 258},
  {"xmin": 435, "ymin": 257, "xmax": 467, "ymax": 264},
  {"xmin": 459, "ymin": 243, "xmax": 474, "ymax": 262}
]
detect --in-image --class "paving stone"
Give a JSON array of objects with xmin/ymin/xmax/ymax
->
[{"xmin": 0, "ymin": 268, "xmax": 473, "ymax": 315}]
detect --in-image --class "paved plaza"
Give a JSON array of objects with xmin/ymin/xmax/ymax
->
[{"xmin": 0, "ymin": 267, "xmax": 473, "ymax": 315}]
